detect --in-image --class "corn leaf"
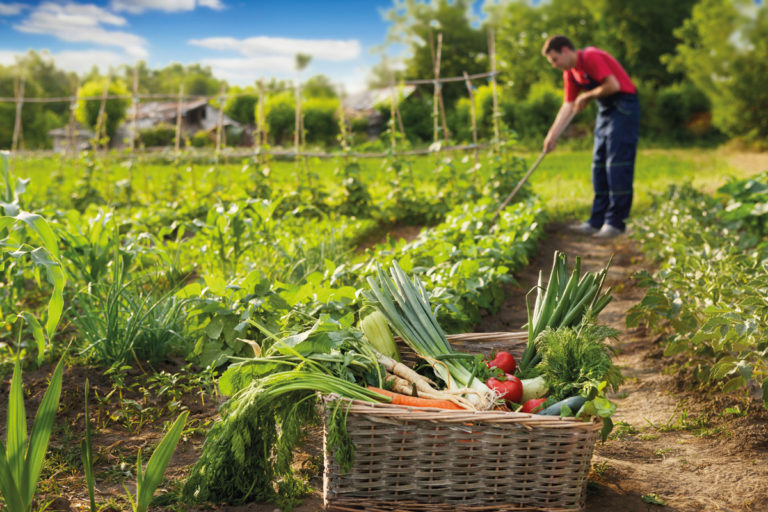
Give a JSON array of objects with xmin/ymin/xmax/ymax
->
[
  {"xmin": 7, "ymin": 359, "xmax": 27, "ymax": 490},
  {"xmin": 20, "ymin": 357, "xmax": 64, "ymax": 507},
  {"xmin": 0, "ymin": 443, "xmax": 25, "ymax": 511},
  {"xmin": 136, "ymin": 410, "xmax": 189, "ymax": 512}
]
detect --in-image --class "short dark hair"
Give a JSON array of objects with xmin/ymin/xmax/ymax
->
[{"xmin": 542, "ymin": 35, "xmax": 575, "ymax": 56}]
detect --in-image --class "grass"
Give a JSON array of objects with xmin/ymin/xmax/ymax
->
[
  {"xmin": 14, "ymin": 147, "xmax": 764, "ymax": 217},
  {"xmin": 524, "ymin": 147, "xmax": 766, "ymax": 222}
]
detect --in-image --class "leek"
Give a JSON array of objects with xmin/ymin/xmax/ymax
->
[{"xmin": 363, "ymin": 261, "xmax": 495, "ymax": 409}]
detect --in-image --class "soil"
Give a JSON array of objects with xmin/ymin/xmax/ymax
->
[{"xmin": 4, "ymin": 221, "xmax": 768, "ymax": 511}]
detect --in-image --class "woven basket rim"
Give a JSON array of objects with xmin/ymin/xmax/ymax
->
[{"xmin": 322, "ymin": 394, "xmax": 602, "ymax": 431}]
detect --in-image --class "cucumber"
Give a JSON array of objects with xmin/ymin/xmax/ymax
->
[{"xmin": 539, "ymin": 396, "xmax": 587, "ymax": 416}]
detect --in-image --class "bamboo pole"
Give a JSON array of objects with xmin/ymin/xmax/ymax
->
[
  {"xmin": 11, "ymin": 76, "xmax": 25, "ymax": 156},
  {"xmin": 174, "ymin": 83, "xmax": 184, "ymax": 153},
  {"xmin": 68, "ymin": 77, "xmax": 78, "ymax": 158},
  {"xmin": 257, "ymin": 80, "xmax": 265, "ymax": 165},
  {"xmin": 463, "ymin": 71, "xmax": 479, "ymax": 166},
  {"xmin": 130, "ymin": 67, "xmax": 139, "ymax": 152},
  {"xmin": 215, "ymin": 85, "xmax": 225, "ymax": 154},
  {"xmin": 488, "ymin": 29, "xmax": 501, "ymax": 152},
  {"xmin": 435, "ymin": 34, "xmax": 450, "ymax": 142},
  {"xmin": 430, "ymin": 32, "xmax": 439, "ymax": 144},
  {"xmin": 95, "ymin": 76, "xmax": 110, "ymax": 151},
  {"xmin": 389, "ymin": 84, "xmax": 397, "ymax": 152},
  {"xmin": 294, "ymin": 79, "xmax": 301, "ymax": 160}
]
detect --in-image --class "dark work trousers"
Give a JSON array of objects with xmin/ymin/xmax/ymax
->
[{"xmin": 587, "ymin": 93, "xmax": 640, "ymax": 231}]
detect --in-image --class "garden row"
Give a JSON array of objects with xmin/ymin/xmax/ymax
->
[
  {"xmin": 628, "ymin": 171, "xmax": 768, "ymax": 407},
  {"xmin": 0, "ymin": 147, "xmax": 540, "ymax": 372}
]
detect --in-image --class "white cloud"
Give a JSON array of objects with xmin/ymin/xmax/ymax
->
[
  {"xmin": 0, "ymin": 48, "xmax": 131, "ymax": 74},
  {"xmin": 189, "ymin": 36, "xmax": 361, "ymax": 61},
  {"xmin": 110, "ymin": 0, "xmax": 224, "ymax": 14},
  {"xmin": 0, "ymin": 2, "xmax": 29, "ymax": 16},
  {"xmin": 14, "ymin": 2, "xmax": 148, "ymax": 59},
  {"xmin": 53, "ymin": 49, "xmax": 133, "ymax": 74},
  {"xmin": 197, "ymin": 0, "xmax": 224, "ymax": 10},
  {"xmin": 0, "ymin": 50, "xmax": 19, "ymax": 65}
]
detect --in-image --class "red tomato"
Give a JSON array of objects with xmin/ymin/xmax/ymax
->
[
  {"xmin": 521, "ymin": 398, "xmax": 547, "ymax": 414},
  {"xmin": 486, "ymin": 351, "xmax": 516, "ymax": 374},
  {"xmin": 486, "ymin": 374, "xmax": 523, "ymax": 404}
]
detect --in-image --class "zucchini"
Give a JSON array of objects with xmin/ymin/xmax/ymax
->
[{"xmin": 539, "ymin": 396, "xmax": 586, "ymax": 416}]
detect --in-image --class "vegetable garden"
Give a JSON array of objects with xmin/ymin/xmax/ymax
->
[{"xmin": 0, "ymin": 145, "xmax": 767, "ymax": 511}]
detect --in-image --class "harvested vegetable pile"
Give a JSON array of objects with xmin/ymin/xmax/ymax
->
[{"xmin": 182, "ymin": 252, "xmax": 623, "ymax": 505}]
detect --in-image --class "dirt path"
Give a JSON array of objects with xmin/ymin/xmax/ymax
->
[{"xmin": 478, "ymin": 223, "xmax": 768, "ymax": 512}]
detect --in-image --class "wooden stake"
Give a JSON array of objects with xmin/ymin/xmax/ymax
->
[
  {"xmin": 68, "ymin": 77, "xmax": 78, "ymax": 158},
  {"xmin": 463, "ymin": 71, "xmax": 479, "ymax": 166},
  {"xmin": 95, "ymin": 76, "xmax": 110, "ymax": 151},
  {"xmin": 294, "ymin": 79, "xmax": 301, "ymax": 161},
  {"xmin": 130, "ymin": 66, "xmax": 139, "ymax": 152},
  {"xmin": 430, "ymin": 31, "xmax": 439, "ymax": 144},
  {"xmin": 11, "ymin": 76, "xmax": 25, "ymax": 155},
  {"xmin": 215, "ymin": 85, "xmax": 225, "ymax": 154},
  {"xmin": 435, "ymin": 33, "xmax": 450, "ymax": 141},
  {"xmin": 389, "ymin": 85, "xmax": 397, "ymax": 152},
  {"xmin": 488, "ymin": 29, "xmax": 501, "ymax": 152},
  {"xmin": 257, "ymin": 80, "xmax": 265, "ymax": 165},
  {"xmin": 174, "ymin": 83, "xmax": 184, "ymax": 153}
]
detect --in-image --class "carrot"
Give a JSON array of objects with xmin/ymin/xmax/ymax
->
[{"xmin": 367, "ymin": 386, "xmax": 465, "ymax": 410}]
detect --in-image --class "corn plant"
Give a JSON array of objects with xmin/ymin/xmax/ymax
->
[
  {"xmin": 0, "ymin": 357, "xmax": 64, "ymax": 511},
  {"xmin": 125, "ymin": 411, "xmax": 189, "ymax": 512},
  {"xmin": 0, "ymin": 151, "xmax": 66, "ymax": 363}
]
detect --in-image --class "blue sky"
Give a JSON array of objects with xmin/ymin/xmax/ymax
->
[{"xmin": 0, "ymin": 0, "xmax": 426, "ymax": 92}]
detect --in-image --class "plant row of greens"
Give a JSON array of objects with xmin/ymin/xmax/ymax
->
[{"xmin": 628, "ymin": 171, "xmax": 768, "ymax": 408}]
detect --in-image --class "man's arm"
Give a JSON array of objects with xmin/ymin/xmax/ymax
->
[
  {"xmin": 574, "ymin": 74, "xmax": 620, "ymax": 112},
  {"xmin": 543, "ymin": 101, "xmax": 576, "ymax": 153}
]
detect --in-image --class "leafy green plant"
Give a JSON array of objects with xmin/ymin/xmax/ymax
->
[
  {"xmin": 0, "ymin": 357, "xmax": 64, "ymax": 511},
  {"xmin": 629, "ymin": 177, "xmax": 768, "ymax": 410},
  {"xmin": 0, "ymin": 151, "xmax": 65, "ymax": 364}
]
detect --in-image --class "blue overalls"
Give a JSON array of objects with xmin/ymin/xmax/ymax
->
[{"xmin": 579, "ymin": 76, "xmax": 640, "ymax": 232}]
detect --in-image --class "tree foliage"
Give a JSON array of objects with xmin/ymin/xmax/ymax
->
[
  {"xmin": 383, "ymin": 0, "xmax": 487, "ymax": 105},
  {"xmin": 75, "ymin": 78, "xmax": 130, "ymax": 142},
  {"xmin": 666, "ymin": 0, "xmax": 768, "ymax": 142}
]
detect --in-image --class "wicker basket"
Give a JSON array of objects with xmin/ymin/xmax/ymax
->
[{"xmin": 322, "ymin": 332, "xmax": 600, "ymax": 512}]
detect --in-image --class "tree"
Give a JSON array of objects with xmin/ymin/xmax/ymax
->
[
  {"xmin": 588, "ymin": 0, "xmax": 697, "ymax": 86},
  {"xmin": 667, "ymin": 0, "xmax": 768, "ymax": 141},
  {"xmin": 382, "ymin": 0, "xmax": 487, "ymax": 106},
  {"xmin": 303, "ymin": 75, "xmax": 337, "ymax": 98},
  {"xmin": 76, "ymin": 78, "xmax": 130, "ymax": 143},
  {"xmin": 224, "ymin": 86, "xmax": 258, "ymax": 125}
]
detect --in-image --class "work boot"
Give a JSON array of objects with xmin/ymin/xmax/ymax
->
[
  {"xmin": 593, "ymin": 224, "xmax": 624, "ymax": 239},
  {"xmin": 569, "ymin": 221, "xmax": 599, "ymax": 235}
]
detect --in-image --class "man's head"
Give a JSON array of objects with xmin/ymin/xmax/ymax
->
[{"xmin": 542, "ymin": 35, "xmax": 577, "ymax": 71}]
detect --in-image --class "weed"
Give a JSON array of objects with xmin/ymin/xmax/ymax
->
[
  {"xmin": 591, "ymin": 460, "xmax": 613, "ymax": 478},
  {"xmin": 609, "ymin": 421, "xmax": 639, "ymax": 440},
  {"xmin": 641, "ymin": 493, "xmax": 668, "ymax": 506}
]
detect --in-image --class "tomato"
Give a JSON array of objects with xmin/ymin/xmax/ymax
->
[
  {"xmin": 521, "ymin": 398, "xmax": 547, "ymax": 414},
  {"xmin": 486, "ymin": 374, "xmax": 523, "ymax": 404},
  {"xmin": 486, "ymin": 351, "xmax": 516, "ymax": 374}
]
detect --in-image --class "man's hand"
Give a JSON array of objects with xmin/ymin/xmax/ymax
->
[
  {"xmin": 543, "ymin": 133, "xmax": 557, "ymax": 153},
  {"xmin": 574, "ymin": 93, "xmax": 592, "ymax": 113}
]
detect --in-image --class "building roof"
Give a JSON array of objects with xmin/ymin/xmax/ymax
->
[{"xmin": 342, "ymin": 85, "xmax": 416, "ymax": 112}]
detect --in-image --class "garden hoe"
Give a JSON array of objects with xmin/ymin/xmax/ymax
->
[{"xmin": 491, "ymin": 109, "xmax": 576, "ymax": 225}]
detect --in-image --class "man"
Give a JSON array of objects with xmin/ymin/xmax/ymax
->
[{"xmin": 542, "ymin": 35, "xmax": 640, "ymax": 238}]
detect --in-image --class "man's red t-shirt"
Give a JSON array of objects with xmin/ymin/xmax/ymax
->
[{"xmin": 563, "ymin": 47, "xmax": 636, "ymax": 102}]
